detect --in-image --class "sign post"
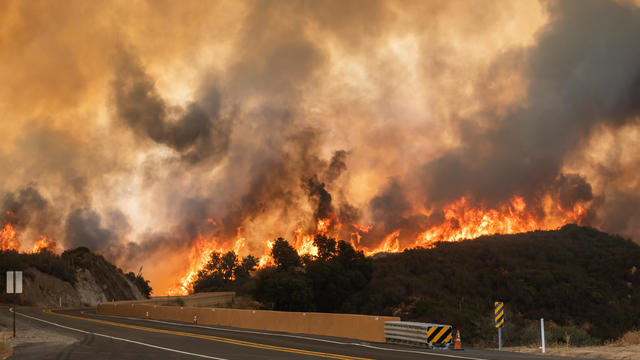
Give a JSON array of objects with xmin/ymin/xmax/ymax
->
[
  {"xmin": 6, "ymin": 271, "xmax": 23, "ymax": 338},
  {"xmin": 494, "ymin": 301, "xmax": 504, "ymax": 351}
]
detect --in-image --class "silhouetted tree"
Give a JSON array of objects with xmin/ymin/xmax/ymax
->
[
  {"xmin": 271, "ymin": 237, "xmax": 301, "ymax": 270},
  {"xmin": 255, "ymin": 268, "xmax": 313, "ymax": 311},
  {"xmin": 126, "ymin": 267, "xmax": 153, "ymax": 298},
  {"xmin": 234, "ymin": 255, "xmax": 258, "ymax": 280},
  {"xmin": 193, "ymin": 251, "xmax": 257, "ymax": 294},
  {"xmin": 305, "ymin": 236, "xmax": 372, "ymax": 312},
  {"xmin": 314, "ymin": 234, "xmax": 337, "ymax": 261}
]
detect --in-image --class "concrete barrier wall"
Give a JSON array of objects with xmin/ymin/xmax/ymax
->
[
  {"xmin": 113, "ymin": 292, "xmax": 235, "ymax": 308},
  {"xmin": 97, "ymin": 302, "xmax": 399, "ymax": 342}
]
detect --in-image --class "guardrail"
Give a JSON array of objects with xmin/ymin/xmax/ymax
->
[{"xmin": 384, "ymin": 321, "xmax": 453, "ymax": 348}]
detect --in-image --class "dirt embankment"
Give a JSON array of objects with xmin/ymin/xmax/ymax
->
[
  {"xmin": 1, "ymin": 248, "xmax": 144, "ymax": 308},
  {"xmin": 21, "ymin": 266, "xmax": 142, "ymax": 307}
]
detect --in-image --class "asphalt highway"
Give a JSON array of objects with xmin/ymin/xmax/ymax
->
[{"xmin": 5, "ymin": 307, "xmax": 574, "ymax": 360}]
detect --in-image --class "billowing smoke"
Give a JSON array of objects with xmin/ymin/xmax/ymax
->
[
  {"xmin": 113, "ymin": 51, "xmax": 230, "ymax": 164},
  {"xmin": 1, "ymin": 186, "xmax": 57, "ymax": 236},
  {"xmin": 422, "ymin": 0, "xmax": 640, "ymax": 205},
  {"xmin": 2, "ymin": 0, "xmax": 640, "ymax": 293}
]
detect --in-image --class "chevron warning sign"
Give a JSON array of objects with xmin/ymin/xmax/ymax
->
[
  {"xmin": 426, "ymin": 325, "xmax": 453, "ymax": 345},
  {"xmin": 494, "ymin": 301, "xmax": 504, "ymax": 328}
]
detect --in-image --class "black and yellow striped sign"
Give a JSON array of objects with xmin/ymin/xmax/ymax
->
[
  {"xmin": 494, "ymin": 301, "xmax": 504, "ymax": 328},
  {"xmin": 426, "ymin": 325, "xmax": 452, "ymax": 344}
]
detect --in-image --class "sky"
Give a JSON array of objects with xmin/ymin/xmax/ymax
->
[{"xmin": 1, "ymin": 0, "xmax": 640, "ymax": 294}]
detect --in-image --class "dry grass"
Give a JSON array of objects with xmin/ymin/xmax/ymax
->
[
  {"xmin": 506, "ymin": 331, "xmax": 640, "ymax": 360},
  {"xmin": 231, "ymin": 296, "xmax": 262, "ymax": 310},
  {"xmin": 619, "ymin": 330, "xmax": 640, "ymax": 346},
  {"xmin": 0, "ymin": 335, "xmax": 12, "ymax": 360}
]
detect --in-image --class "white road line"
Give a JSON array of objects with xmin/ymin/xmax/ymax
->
[
  {"xmin": 14, "ymin": 310, "xmax": 229, "ymax": 360},
  {"xmin": 85, "ymin": 311, "xmax": 487, "ymax": 360},
  {"xmin": 354, "ymin": 343, "xmax": 487, "ymax": 360}
]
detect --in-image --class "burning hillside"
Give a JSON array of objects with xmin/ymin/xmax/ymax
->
[
  {"xmin": 166, "ymin": 190, "xmax": 591, "ymax": 295},
  {"xmin": 0, "ymin": 222, "xmax": 60, "ymax": 254},
  {"xmin": 1, "ymin": 0, "xmax": 640, "ymax": 295}
]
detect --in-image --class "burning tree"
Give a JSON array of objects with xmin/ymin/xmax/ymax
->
[
  {"xmin": 254, "ymin": 235, "xmax": 372, "ymax": 313},
  {"xmin": 192, "ymin": 251, "xmax": 258, "ymax": 294}
]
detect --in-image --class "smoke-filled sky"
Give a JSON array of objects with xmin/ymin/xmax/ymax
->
[{"xmin": 2, "ymin": 0, "xmax": 640, "ymax": 294}]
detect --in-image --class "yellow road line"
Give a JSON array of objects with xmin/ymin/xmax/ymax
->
[{"xmin": 42, "ymin": 309, "xmax": 371, "ymax": 360}]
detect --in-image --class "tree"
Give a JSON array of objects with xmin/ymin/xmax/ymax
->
[
  {"xmin": 271, "ymin": 237, "xmax": 301, "ymax": 270},
  {"xmin": 126, "ymin": 267, "xmax": 153, "ymax": 298},
  {"xmin": 234, "ymin": 255, "xmax": 258, "ymax": 280},
  {"xmin": 305, "ymin": 239, "xmax": 372, "ymax": 312},
  {"xmin": 193, "ymin": 251, "xmax": 258, "ymax": 294},
  {"xmin": 313, "ymin": 234, "xmax": 337, "ymax": 261},
  {"xmin": 255, "ymin": 268, "xmax": 313, "ymax": 311},
  {"xmin": 220, "ymin": 251, "xmax": 238, "ymax": 281}
]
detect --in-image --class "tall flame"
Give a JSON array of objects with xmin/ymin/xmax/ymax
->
[
  {"xmin": 167, "ymin": 235, "xmax": 223, "ymax": 296},
  {"xmin": 1, "ymin": 223, "xmax": 19, "ymax": 251}
]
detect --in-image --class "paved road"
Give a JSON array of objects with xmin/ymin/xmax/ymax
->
[{"xmin": 4, "ymin": 307, "xmax": 574, "ymax": 360}]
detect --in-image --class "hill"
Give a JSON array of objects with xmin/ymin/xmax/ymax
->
[
  {"xmin": 348, "ymin": 224, "xmax": 640, "ymax": 346},
  {"xmin": 184, "ymin": 224, "xmax": 640, "ymax": 346},
  {"xmin": 0, "ymin": 247, "xmax": 151, "ymax": 307}
]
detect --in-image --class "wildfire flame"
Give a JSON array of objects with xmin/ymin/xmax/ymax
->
[
  {"xmin": 167, "ymin": 234, "xmax": 223, "ymax": 296},
  {"xmin": 1, "ymin": 223, "xmax": 19, "ymax": 251},
  {"xmin": 32, "ymin": 236, "xmax": 59, "ymax": 253},
  {"xmin": 364, "ymin": 230, "xmax": 401, "ymax": 256},
  {"xmin": 293, "ymin": 227, "xmax": 318, "ymax": 257},
  {"xmin": 0, "ymin": 222, "xmax": 60, "ymax": 254},
  {"xmin": 258, "ymin": 239, "xmax": 274, "ymax": 268},
  {"xmin": 167, "ymin": 194, "xmax": 591, "ymax": 294}
]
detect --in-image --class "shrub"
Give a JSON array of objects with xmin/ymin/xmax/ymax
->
[{"xmin": 547, "ymin": 325, "xmax": 596, "ymax": 346}]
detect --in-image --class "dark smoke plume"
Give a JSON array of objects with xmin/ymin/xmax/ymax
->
[
  {"xmin": 113, "ymin": 52, "xmax": 230, "ymax": 163},
  {"xmin": 420, "ymin": 0, "xmax": 640, "ymax": 217},
  {"xmin": 4, "ymin": 0, "xmax": 640, "ymax": 294},
  {"xmin": 64, "ymin": 209, "xmax": 131, "ymax": 252},
  {"xmin": 1, "ymin": 186, "xmax": 59, "ymax": 239},
  {"xmin": 305, "ymin": 176, "xmax": 333, "ymax": 221}
]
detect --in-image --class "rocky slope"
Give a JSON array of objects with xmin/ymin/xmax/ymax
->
[{"xmin": 0, "ymin": 247, "xmax": 144, "ymax": 307}]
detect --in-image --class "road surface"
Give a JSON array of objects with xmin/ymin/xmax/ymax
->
[{"xmin": 3, "ymin": 306, "xmax": 573, "ymax": 360}]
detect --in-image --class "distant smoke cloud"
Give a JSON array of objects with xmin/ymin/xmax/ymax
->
[{"xmin": 2, "ymin": 0, "xmax": 640, "ymax": 294}]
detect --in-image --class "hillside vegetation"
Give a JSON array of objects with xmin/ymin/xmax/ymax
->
[
  {"xmin": 194, "ymin": 224, "xmax": 640, "ymax": 346},
  {"xmin": 0, "ymin": 247, "xmax": 151, "ymax": 306},
  {"xmin": 352, "ymin": 224, "xmax": 640, "ymax": 346}
]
